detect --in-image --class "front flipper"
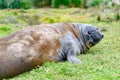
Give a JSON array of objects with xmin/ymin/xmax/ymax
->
[
  {"xmin": 66, "ymin": 48, "xmax": 82, "ymax": 64},
  {"xmin": 67, "ymin": 56, "xmax": 82, "ymax": 64},
  {"xmin": 61, "ymin": 34, "xmax": 82, "ymax": 64}
]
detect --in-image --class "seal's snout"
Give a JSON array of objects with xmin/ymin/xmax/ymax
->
[{"xmin": 94, "ymin": 37, "xmax": 100, "ymax": 42}]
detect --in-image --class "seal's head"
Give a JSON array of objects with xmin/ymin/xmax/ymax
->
[{"xmin": 81, "ymin": 24, "xmax": 104, "ymax": 48}]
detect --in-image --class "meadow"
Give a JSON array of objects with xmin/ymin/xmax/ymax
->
[{"xmin": 0, "ymin": 7, "xmax": 120, "ymax": 80}]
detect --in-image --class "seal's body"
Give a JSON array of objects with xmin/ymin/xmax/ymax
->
[{"xmin": 0, "ymin": 23, "xmax": 103, "ymax": 79}]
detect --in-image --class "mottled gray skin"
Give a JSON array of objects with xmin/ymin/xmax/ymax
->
[{"xmin": 58, "ymin": 23, "xmax": 104, "ymax": 63}]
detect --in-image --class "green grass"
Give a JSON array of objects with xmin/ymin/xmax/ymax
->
[{"xmin": 0, "ymin": 7, "xmax": 120, "ymax": 80}]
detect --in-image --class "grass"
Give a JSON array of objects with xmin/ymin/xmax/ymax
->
[{"xmin": 0, "ymin": 7, "xmax": 120, "ymax": 80}]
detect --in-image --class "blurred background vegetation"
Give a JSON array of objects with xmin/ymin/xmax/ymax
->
[{"xmin": 0, "ymin": 0, "xmax": 119, "ymax": 9}]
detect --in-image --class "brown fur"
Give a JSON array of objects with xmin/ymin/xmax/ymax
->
[{"xmin": 0, "ymin": 23, "xmax": 80, "ymax": 79}]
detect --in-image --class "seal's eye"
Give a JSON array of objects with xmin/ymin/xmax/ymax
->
[
  {"xmin": 88, "ymin": 30, "xmax": 93, "ymax": 35},
  {"xmin": 88, "ymin": 31, "xmax": 91, "ymax": 34},
  {"xmin": 96, "ymin": 28, "xmax": 99, "ymax": 30}
]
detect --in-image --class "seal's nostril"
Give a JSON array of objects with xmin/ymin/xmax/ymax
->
[{"xmin": 101, "ymin": 34, "xmax": 104, "ymax": 38}]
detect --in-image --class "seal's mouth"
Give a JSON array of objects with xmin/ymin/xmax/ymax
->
[{"xmin": 86, "ymin": 42, "xmax": 93, "ymax": 48}]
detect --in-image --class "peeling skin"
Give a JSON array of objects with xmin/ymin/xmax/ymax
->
[
  {"xmin": 0, "ymin": 23, "xmax": 103, "ymax": 79},
  {"xmin": 7, "ymin": 43, "xmax": 23, "ymax": 53}
]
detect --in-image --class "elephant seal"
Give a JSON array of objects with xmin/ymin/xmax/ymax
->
[{"xmin": 0, "ymin": 23, "xmax": 103, "ymax": 79}]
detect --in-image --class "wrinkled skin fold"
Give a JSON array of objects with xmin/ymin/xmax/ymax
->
[{"xmin": 0, "ymin": 23, "xmax": 103, "ymax": 79}]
